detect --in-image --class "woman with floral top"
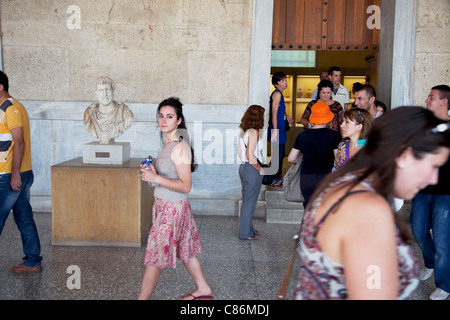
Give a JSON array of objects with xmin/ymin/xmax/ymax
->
[{"xmin": 294, "ymin": 107, "xmax": 449, "ymax": 300}]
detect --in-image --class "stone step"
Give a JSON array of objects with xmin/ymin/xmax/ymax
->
[
  {"xmin": 258, "ymin": 187, "xmax": 266, "ymax": 201},
  {"xmin": 264, "ymin": 186, "xmax": 304, "ymax": 202},
  {"xmin": 266, "ymin": 201, "xmax": 304, "ymax": 224},
  {"xmin": 265, "ymin": 187, "xmax": 286, "ymax": 201},
  {"xmin": 238, "ymin": 199, "xmax": 303, "ymax": 224},
  {"xmin": 237, "ymin": 200, "xmax": 266, "ymax": 219},
  {"xmin": 265, "ymin": 187, "xmax": 304, "ymax": 224},
  {"xmin": 237, "ymin": 186, "xmax": 304, "ymax": 225}
]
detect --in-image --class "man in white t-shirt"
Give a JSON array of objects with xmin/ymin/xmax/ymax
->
[{"xmin": 328, "ymin": 66, "xmax": 350, "ymax": 108}]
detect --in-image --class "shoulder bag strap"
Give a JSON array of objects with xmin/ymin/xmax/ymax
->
[{"xmin": 277, "ymin": 234, "xmax": 300, "ymax": 300}]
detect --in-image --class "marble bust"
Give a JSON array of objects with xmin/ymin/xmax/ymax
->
[{"xmin": 83, "ymin": 77, "xmax": 134, "ymax": 144}]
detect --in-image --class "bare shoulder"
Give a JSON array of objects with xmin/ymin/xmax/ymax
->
[
  {"xmin": 343, "ymin": 190, "xmax": 391, "ymax": 216},
  {"xmin": 272, "ymin": 90, "xmax": 281, "ymax": 99},
  {"xmin": 247, "ymin": 128, "xmax": 258, "ymax": 138},
  {"xmin": 171, "ymin": 141, "xmax": 192, "ymax": 164},
  {"xmin": 172, "ymin": 140, "xmax": 191, "ymax": 153},
  {"xmin": 339, "ymin": 191, "xmax": 399, "ymax": 299},
  {"xmin": 338, "ymin": 191, "xmax": 395, "ymax": 236}
]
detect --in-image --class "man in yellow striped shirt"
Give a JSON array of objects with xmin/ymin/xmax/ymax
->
[{"xmin": 0, "ymin": 70, "xmax": 42, "ymax": 273}]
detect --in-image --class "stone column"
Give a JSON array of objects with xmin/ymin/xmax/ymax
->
[
  {"xmin": 248, "ymin": 0, "xmax": 274, "ymax": 109},
  {"xmin": 391, "ymin": 0, "xmax": 417, "ymax": 108},
  {"xmin": 248, "ymin": 0, "xmax": 274, "ymax": 161},
  {"xmin": 0, "ymin": 5, "xmax": 3, "ymax": 70},
  {"xmin": 378, "ymin": 0, "xmax": 417, "ymax": 110}
]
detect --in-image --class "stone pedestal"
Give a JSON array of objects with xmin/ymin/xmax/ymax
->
[
  {"xmin": 51, "ymin": 157, "xmax": 153, "ymax": 247},
  {"xmin": 83, "ymin": 141, "xmax": 130, "ymax": 165}
]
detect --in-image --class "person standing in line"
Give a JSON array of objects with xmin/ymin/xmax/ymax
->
[
  {"xmin": 0, "ymin": 70, "xmax": 43, "ymax": 273},
  {"xmin": 237, "ymin": 105, "xmax": 266, "ymax": 240},
  {"xmin": 348, "ymin": 82, "xmax": 363, "ymax": 110},
  {"xmin": 328, "ymin": 66, "xmax": 350, "ymax": 108},
  {"xmin": 300, "ymin": 80, "xmax": 344, "ymax": 133},
  {"xmin": 353, "ymin": 84, "xmax": 381, "ymax": 119},
  {"xmin": 333, "ymin": 108, "xmax": 373, "ymax": 171},
  {"xmin": 293, "ymin": 106, "xmax": 449, "ymax": 300},
  {"xmin": 288, "ymin": 102, "xmax": 341, "ymax": 209},
  {"xmin": 268, "ymin": 72, "xmax": 293, "ymax": 189},
  {"xmin": 410, "ymin": 84, "xmax": 450, "ymax": 300},
  {"xmin": 375, "ymin": 100, "xmax": 387, "ymax": 116},
  {"xmin": 138, "ymin": 97, "xmax": 212, "ymax": 300}
]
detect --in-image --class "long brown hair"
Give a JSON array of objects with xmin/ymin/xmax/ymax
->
[
  {"xmin": 158, "ymin": 97, "xmax": 197, "ymax": 172},
  {"xmin": 310, "ymin": 106, "xmax": 450, "ymax": 241},
  {"xmin": 239, "ymin": 105, "xmax": 265, "ymax": 132},
  {"xmin": 342, "ymin": 108, "xmax": 373, "ymax": 139}
]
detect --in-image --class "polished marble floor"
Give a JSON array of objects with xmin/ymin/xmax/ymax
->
[{"xmin": 0, "ymin": 211, "xmax": 441, "ymax": 300}]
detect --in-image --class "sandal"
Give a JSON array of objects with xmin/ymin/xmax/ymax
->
[
  {"xmin": 181, "ymin": 293, "xmax": 214, "ymax": 300},
  {"xmin": 246, "ymin": 235, "xmax": 259, "ymax": 240},
  {"xmin": 271, "ymin": 180, "xmax": 282, "ymax": 187},
  {"xmin": 270, "ymin": 181, "xmax": 283, "ymax": 189}
]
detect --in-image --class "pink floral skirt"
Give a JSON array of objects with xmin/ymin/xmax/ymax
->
[{"xmin": 144, "ymin": 197, "xmax": 202, "ymax": 269}]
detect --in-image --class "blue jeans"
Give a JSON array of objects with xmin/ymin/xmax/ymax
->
[
  {"xmin": 0, "ymin": 171, "xmax": 42, "ymax": 267},
  {"xmin": 410, "ymin": 193, "xmax": 450, "ymax": 292}
]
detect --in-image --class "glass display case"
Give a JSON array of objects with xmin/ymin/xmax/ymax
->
[
  {"xmin": 343, "ymin": 76, "xmax": 366, "ymax": 99},
  {"xmin": 296, "ymin": 75, "xmax": 321, "ymax": 126}
]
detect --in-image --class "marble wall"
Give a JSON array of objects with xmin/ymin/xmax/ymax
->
[
  {"xmin": 0, "ymin": 0, "xmax": 269, "ymax": 214},
  {"xmin": 413, "ymin": 0, "xmax": 450, "ymax": 105},
  {"xmin": 371, "ymin": 0, "xmax": 448, "ymax": 110},
  {"xmin": 2, "ymin": 0, "xmax": 447, "ymax": 214},
  {"xmin": 25, "ymin": 101, "xmax": 249, "ymax": 214},
  {"xmin": 1, "ymin": 0, "xmax": 253, "ymax": 105}
]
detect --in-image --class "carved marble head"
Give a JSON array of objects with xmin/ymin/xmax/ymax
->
[{"xmin": 94, "ymin": 76, "xmax": 115, "ymax": 107}]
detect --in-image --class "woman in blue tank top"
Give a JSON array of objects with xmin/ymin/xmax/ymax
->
[{"xmin": 268, "ymin": 72, "xmax": 293, "ymax": 188}]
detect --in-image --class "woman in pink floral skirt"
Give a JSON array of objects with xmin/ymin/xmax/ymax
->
[{"xmin": 138, "ymin": 97, "xmax": 212, "ymax": 300}]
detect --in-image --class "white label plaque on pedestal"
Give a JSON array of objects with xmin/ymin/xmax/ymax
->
[{"xmin": 83, "ymin": 142, "xmax": 130, "ymax": 165}]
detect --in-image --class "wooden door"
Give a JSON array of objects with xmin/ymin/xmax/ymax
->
[{"xmin": 272, "ymin": 0, "xmax": 380, "ymax": 51}]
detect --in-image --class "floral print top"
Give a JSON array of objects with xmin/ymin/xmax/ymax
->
[
  {"xmin": 293, "ymin": 174, "xmax": 419, "ymax": 300},
  {"xmin": 332, "ymin": 139, "xmax": 350, "ymax": 172}
]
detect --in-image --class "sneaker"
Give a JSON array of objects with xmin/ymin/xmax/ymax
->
[
  {"xmin": 429, "ymin": 288, "xmax": 450, "ymax": 300},
  {"xmin": 9, "ymin": 263, "xmax": 43, "ymax": 273},
  {"xmin": 419, "ymin": 267, "xmax": 433, "ymax": 281}
]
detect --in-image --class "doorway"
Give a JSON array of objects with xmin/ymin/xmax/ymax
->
[
  {"xmin": 270, "ymin": 50, "xmax": 376, "ymax": 149},
  {"xmin": 250, "ymin": 0, "xmax": 415, "ymax": 176}
]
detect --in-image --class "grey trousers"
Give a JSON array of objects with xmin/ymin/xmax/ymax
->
[{"xmin": 239, "ymin": 163, "xmax": 263, "ymax": 239}]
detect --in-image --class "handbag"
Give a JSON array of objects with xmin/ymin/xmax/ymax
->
[
  {"xmin": 262, "ymin": 174, "xmax": 273, "ymax": 186},
  {"xmin": 283, "ymin": 157, "xmax": 303, "ymax": 202}
]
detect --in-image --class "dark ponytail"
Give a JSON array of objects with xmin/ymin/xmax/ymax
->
[
  {"xmin": 310, "ymin": 106, "xmax": 449, "ymax": 241},
  {"xmin": 157, "ymin": 97, "xmax": 197, "ymax": 172}
]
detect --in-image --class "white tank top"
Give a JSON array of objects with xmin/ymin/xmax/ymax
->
[{"xmin": 239, "ymin": 131, "xmax": 265, "ymax": 164}]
